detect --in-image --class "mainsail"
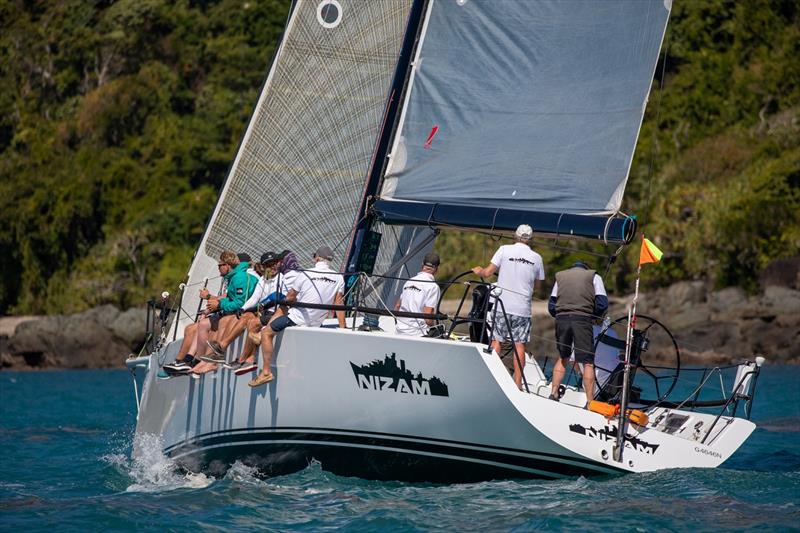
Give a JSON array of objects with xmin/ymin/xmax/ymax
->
[
  {"xmin": 373, "ymin": 0, "xmax": 671, "ymax": 242},
  {"xmin": 178, "ymin": 0, "xmax": 413, "ymax": 330}
]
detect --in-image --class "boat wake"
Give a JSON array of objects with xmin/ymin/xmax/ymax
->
[
  {"xmin": 103, "ymin": 433, "xmax": 213, "ymax": 492},
  {"xmin": 102, "ymin": 433, "xmax": 287, "ymax": 493}
]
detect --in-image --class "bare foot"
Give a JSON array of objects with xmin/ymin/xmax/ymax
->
[{"xmin": 191, "ymin": 361, "xmax": 219, "ymax": 374}]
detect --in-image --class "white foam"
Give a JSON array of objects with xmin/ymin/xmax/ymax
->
[
  {"xmin": 113, "ymin": 433, "xmax": 215, "ymax": 492},
  {"xmin": 224, "ymin": 461, "xmax": 263, "ymax": 485}
]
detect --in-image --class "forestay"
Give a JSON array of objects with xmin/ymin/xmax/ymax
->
[
  {"xmin": 381, "ymin": 0, "xmax": 671, "ymax": 216},
  {"xmin": 178, "ymin": 0, "xmax": 413, "ymax": 331}
]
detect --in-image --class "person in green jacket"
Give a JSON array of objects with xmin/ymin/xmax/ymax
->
[{"xmin": 164, "ymin": 250, "xmax": 256, "ymax": 376}]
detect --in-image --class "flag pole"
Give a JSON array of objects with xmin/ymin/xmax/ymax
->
[{"xmin": 614, "ymin": 236, "xmax": 644, "ymax": 462}]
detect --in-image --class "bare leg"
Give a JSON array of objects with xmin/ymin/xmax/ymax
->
[
  {"xmin": 177, "ymin": 323, "xmax": 198, "ymax": 360},
  {"xmin": 490, "ymin": 340, "xmax": 502, "ymax": 355},
  {"xmin": 189, "ymin": 318, "xmax": 211, "ymax": 356},
  {"xmin": 238, "ymin": 318, "xmax": 258, "ymax": 361},
  {"xmin": 582, "ymin": 363, "xmax": 596, "ymax": 405},
  {"xmin": 257, "ymin": 328, "xmax": 278, "ymax": 379},
  {"xmin": 550, "ymin": 357, "xmax": 569, "ymax": 399},
  {"xmin": 220, "ymin": 312, "xmax": 254, "ymax": 348},
  {"xmin": 208, "ymin": 315, "xmax": 236, "ymax": 346},
  {"xmin": 512, "ymin": 342, "xmax": 526, "ymax": 390}
]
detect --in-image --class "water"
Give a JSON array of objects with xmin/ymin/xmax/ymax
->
[{"xmin": 1, "ymin": 367, "xmax": 798, "ymax": 531}]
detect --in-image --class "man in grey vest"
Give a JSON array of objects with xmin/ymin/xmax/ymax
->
[{"xmin": 548, "ymin": 261, "xmax": 608, "ymax": 405}]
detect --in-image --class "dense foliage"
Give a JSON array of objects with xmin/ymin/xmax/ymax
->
[{"xmin": 1, "ymin": 0, "xmax": 798, "ymax": 314}]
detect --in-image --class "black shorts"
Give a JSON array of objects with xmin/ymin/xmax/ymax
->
[
  {"xmin": 208, "ymin": 312, "xmax": 223, "ymax": 332},
  {"xmin": 555, "ymin": 316, "xmax": 594, "ymax": 364}
]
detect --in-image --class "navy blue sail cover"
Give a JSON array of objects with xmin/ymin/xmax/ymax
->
[{"xmin": 380, "ymin": 0, "xmax": 671, "ymax": 216}]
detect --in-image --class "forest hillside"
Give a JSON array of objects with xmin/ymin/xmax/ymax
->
[{"xmin": 1, "ymin": 0, "xmax": 798, "ymax": 315}]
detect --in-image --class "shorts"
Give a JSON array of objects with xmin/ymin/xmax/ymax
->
[
  {"xmin": 270, "ymin": 315, "xmax": 296, "ymax": 333},
  {"xmin": 208, "ymin": 312, "xmax": 223, "ymax": 332},
  {"xmin": 556, "ymin": 316, "xmax": 594, "ymax": 363},
  {"xmin": 492, "ymin": 314, "xmax": 531, "ymax": 343},
  {"xmin": 259, "ymin": 310, "xmax": 275, "ymax": 327}
]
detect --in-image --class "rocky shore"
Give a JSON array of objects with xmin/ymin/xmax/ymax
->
[
  {"xmin": 0, "ymin": 305, "xmax": 147, "ymax": 370},
  {"xmin": 1, "ymin": 281, "xmax": 798, "ymax": 371}
]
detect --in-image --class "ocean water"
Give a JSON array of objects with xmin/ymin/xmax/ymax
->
[{"xmin": 1, "ymin": 366, "xmax": 798, "ymax": 532}]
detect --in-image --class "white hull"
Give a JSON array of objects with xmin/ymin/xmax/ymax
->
[{"xmin": 132, "ymin": 326, "xmax": 755, "ymax": 481}]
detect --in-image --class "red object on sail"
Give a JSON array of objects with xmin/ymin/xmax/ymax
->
[{"xmin": 424, "ymin": 125, "xmax": 439, "ymax": 149}]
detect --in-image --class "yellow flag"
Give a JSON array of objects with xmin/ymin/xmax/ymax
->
[{"xmin": 639, "ymin": 237, "xmax": 663, "ymax": 266}]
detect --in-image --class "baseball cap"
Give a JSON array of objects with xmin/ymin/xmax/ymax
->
[
  {"xmin": 423, "ymin": 252, "xmax": 440, "ymax": 267},
  {"xmin": 237, "ymin": 253, "xmax": 252, "ymax": 263},
  {"xmin": 515, "ymin": 224, "xmax": 533, "ymax": 241},
  {"xmin": 260, "ymin": 251, "xmax": 280, "ymax": 265},
  {"xmin": 314, "ymin": 246, "xmax": 334, "ymax": 261}
]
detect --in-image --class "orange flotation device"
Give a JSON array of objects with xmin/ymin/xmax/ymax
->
[
  {"xmin": 588, "ymin": 400, "xmax": 618, "ymax": 418},
  {"xmin": 588, "ymin": 401, "xmax": 649, "ymax": 426}
]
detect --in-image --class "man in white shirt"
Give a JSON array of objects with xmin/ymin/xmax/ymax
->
[
  {"xmin": 249, "ymin": 246, "xmax": 346, "ymax": 387},
  {"xmin": 394, "ymin": 253, "xmax": 441, "ymax": 336},
  {"xmin": 472, "ymin": 224, "xmax": 545, "ymax": 390}
]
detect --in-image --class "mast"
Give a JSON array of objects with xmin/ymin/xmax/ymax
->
[{"xmin": 344, "ymin": 0, "xmax": 429, "ymax": 274}]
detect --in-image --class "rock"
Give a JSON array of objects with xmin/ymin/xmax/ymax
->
[
  {"xmin": 760, "ymin": 286, "xmax": 800, "ymax": 315},
  {"xmin": 5, "ymin": 306, "xmax": 144, "ymax": 369},
  {"xmin": 667, "ymin": 306, "xmax": 712, "ymax": 329},
  {"xmin": 665, "ymin": 281, "xmax": 708, "ymax": 309},
  {"xmin": 708, "ymin": 287, "xmax": 747, "ymax": 313},
  {"xmin": 759, "ymin": 256, "xmax": 800, "ymax": 290},
  {"xmin": 110, "ymin": 307, "xmax": 148, "ymax": 349}
]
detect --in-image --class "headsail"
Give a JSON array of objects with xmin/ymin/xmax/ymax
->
[
  {"xmin": 178, "ymin": 0, "xmax": 413, "ymax": 331},
  {"xmin": 375, "ymin": 0, "xmax": 671, "ymax": 242}
]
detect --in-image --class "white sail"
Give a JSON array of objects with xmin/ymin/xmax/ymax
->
[{"xmin": 178, "ymin": 0, "xmax": 413, "ymax": 331}]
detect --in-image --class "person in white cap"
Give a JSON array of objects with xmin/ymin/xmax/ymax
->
[
  {"xmin": 394, "ymin": 253, "xmax": 442, "ymax": 336},
  {"xmin": 472, "ymin": 224, "xmax": 545, "ymax": 390}
]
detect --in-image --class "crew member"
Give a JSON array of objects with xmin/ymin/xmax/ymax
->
[
  {"xmin": 394, "ymin": 253, "xmax": 441, "ymax": 336},
  {"xmin": 472, "ymin": 224, "xmax": 545, "ymax": 390},
  {"xmin": 548, "ymin": 261, "xmax": 609, "ymax": 405},
  {"xmin": 249, "ymin": 246, "xmax": 346, "ymax": 387}
]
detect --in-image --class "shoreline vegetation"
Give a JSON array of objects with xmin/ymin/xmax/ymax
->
[
  {"xmin": 2, "ymin": 277, "xmax": 797, "ymax": 371},
  {"xmin": 0, "ymin": 2, "xmax": 797, "ymax": 351}
]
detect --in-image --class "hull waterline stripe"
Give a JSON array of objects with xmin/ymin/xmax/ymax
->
[
  {"xmin": 171, "ymin": 439, "xmax": 583, "ymax": 479},
  {"xmin": 163, "ymin": 425, "xmax": 609, "ymax": 469},
  {"xmin": 162, "ymin": 428, "xmax": 624, "ymax": 476}
]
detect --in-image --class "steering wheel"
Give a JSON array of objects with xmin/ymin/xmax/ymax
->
[
  {"xmin": 437, "ymin": 270, "xmax": 486, "ymax": 310},
  {"xmin": 595, "ymin": 313, "xmax": 681, "ymax": 405},
  {"xmin": 437, "ymin": 270, "xmax": 489, "ymax": 337}
]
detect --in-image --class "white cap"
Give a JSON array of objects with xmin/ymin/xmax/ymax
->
[{"xmin": 515, "ymin": 224, "xmax": 533, "ymax": 241}]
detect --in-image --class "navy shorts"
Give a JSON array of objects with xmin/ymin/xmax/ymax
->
[{"xmin": 270, "ymin": 315, "xmax": 296, "ymax": 333}]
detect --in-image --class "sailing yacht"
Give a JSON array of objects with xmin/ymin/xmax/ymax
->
[{"xmin": 127, "ymin": 0, "xmax": 763, "ymax": 482}]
